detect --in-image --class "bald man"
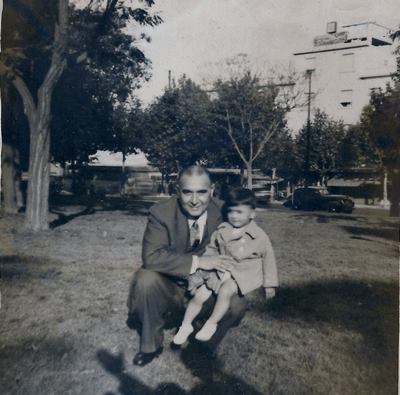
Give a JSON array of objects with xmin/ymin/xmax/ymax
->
[{"xmin": 127, "ymin": 165, "xmax": 247, "ymax": 366}]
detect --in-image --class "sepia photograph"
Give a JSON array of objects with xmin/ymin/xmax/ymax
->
[{"xmin": 0, "ymin": 1, "xmax": 399, "ymax": 394}]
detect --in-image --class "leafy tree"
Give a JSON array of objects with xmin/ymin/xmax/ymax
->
[
  {"xmin": 1, "ymin": 0, "xmax": 69, "ymax": 230},
  {"xmin": 50, "ymin": 60, "xmax": 114, "ymax": 168},
  {"xmin": 257, "ymin": 128, "xmax": 296, "ymax": 177},
  {"xmin": 359, "ymin": 85, "xmax": 400, "ymax": 216},
  {"xmin": 142, "ymin": 76, "xmax": 213, "ymax": 180},
  {"xmin": 51, "ymin": 2, "xmax": 152, "ymax": 167},
  {"xmin": 337, "ymin": 124, "xmax": 379, "ymax": 168},
  {"xmin": 356, "ymin": 28, "xmax": 400, "ymax": 216},
  {"xmin": 295, "ymin": 109, "xmax": 346, "ymax": 185},
  {"xmin": 211, "ymin": 71, "xmax": 289, "ymax": 188},
  {"xmin": 0, "ymin": 0, "xmax": 161, "ymax": 230},
  {"xmin": 108, "ymin": 100, "xmax": 144, "ymax": 172}
]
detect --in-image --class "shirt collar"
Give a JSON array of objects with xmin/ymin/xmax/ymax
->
[
  {"xmin": 217, "ymin": 220, "xmax": 258, "ymax": 240},
  {"xmin": 188, "ymin": 211, "xmax": 208, "ymax": 227}
]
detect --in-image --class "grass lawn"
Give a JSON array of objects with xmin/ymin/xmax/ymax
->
[{"xmin": 0, "ymin": 203, "xmax": 398, "ymax": 395}]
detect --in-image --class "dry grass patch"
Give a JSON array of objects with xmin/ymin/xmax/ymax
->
[{"xmin": 0, "ymin": 205, "xmax": 398, "ymax": 394}]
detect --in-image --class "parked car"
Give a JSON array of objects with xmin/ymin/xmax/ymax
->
[{"xmin": 284, "ymin": 187, "xmax": 354, "ymax": 213}]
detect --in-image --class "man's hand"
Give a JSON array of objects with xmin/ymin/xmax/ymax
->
[
  {"xmin": 264, "ymin": 287, "xmax": 276, "ymax": 301},
  {"xmin": 197, "ymin": 255, "xmax": 234, "ymax": 272}
]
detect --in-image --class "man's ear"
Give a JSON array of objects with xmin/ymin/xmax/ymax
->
[
  {"xmin": 250, "ymin": 210, "xmax": 256, "ymax": 219},
  {"xmin": 210, "ymin": 183, "xmax": 215, "ymax": 196}
]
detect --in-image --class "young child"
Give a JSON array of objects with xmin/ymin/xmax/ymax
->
[{"xmin": 173, "ymin": 187, "xmax": 279, "ymax": 345}]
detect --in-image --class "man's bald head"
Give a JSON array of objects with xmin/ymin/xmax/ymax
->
[{"xmin": 177, "ymin": 165, "xmax": 211, "ymax": 188}]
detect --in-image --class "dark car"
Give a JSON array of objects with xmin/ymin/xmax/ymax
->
[{"xmin": 284, "ymin": 187, "xmax": 354, "ymax": 213}]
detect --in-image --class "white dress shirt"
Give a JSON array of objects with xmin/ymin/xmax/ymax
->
[{"xmin": 188, "ymin": 211, "xmax": 207, "ymax": 273}]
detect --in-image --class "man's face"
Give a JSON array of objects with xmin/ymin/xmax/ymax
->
[{"xmin": 178, "ymin": 174, "xmax": 214, "ymax": 218}]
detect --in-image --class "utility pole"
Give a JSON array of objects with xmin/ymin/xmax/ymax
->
[
  {"xmin": 305, "ymin": 69, "xmax": 313, "ymax": 185},
  {"xmin": 168, "ymin": 70, "xmax": 171, "ymax": 89}
]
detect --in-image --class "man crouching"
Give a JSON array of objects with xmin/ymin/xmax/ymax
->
[{"xmin": 127, "ymin": 165, "xmax": 247, "ymax": 367}]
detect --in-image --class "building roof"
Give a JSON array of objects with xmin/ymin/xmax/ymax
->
[{"xmin": 294, "ymin": 21, "xmax": 393, "ymax": 56}]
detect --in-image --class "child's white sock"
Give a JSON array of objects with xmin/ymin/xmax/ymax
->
[
  {"xmin": 173, "ymin": 323, "xmax": 194, "ymax": 345},
  {"xmin": 195, "ymin": 321, "xmax": 217, "ymax": 342}
]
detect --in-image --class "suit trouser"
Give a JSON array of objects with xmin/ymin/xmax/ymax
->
[{"xmin": 128, "ymin": 268, "xmax": 248, "ymax": 353}]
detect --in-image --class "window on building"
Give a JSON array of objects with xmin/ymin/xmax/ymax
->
[
  {"xmin": 340, "ymin": 53, "xmax": 354, "ymax": 72},
  {"xmin": 339, "ymin": 90, "xmax": 353, "ymax": 108}
]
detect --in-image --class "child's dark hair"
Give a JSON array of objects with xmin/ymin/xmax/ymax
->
[{"xmin": 225, "ymin": 187, "xmax": 256, "ymax": 209}]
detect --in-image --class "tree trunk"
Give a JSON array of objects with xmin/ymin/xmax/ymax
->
[
  {"xmin": 380, "ymin": 167, "xmax": 390, "ymax": 209},
  {"xmin": 25, "ymin": 120, "xmax": 51, "ymax": 231},
  {"xmin": 122, "ymin": 152, "xmax": 126, "ymax": 174},
  {"xmin": 1, "ymin": 143, "xmax": 24, "ymax": 213},
  {"xmin": 240, "ymin": 168, "xmax": 245, "ymax": 186},
  {"xmin": 270, "ymin": 168, "xmax": 276, "ymax": 202},
  {"xmin": 160, "ymin": 171, "xmax": 165, "ymax": 194},
  {"xmin": 286, "ymin": 181, "xmax": 291, "ymax": 197},
  {"xmin": 246, "ymin": 162, "xmax": 253, "ymax": 190},
  {"xmin": 121, "ymin": 152, "xmax": 126, "ymax": 195},
  {"xmin": 389, "ymin": 167, "xmax": 400, "ymax": 217},
  {"xmin": 7, "ymin": 0, "xmax": 68, "ymax": 231}
]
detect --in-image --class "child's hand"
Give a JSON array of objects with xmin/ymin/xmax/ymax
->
[
  {"xmin": 264, "ymin": 287, "xmax": 276, "ymax": 301},
  {"xmin": 198, "ymin": 255, "xmax": 234, "ymax": 272}
]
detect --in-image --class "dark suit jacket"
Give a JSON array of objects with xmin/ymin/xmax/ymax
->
[{"xmin": 142, "ymin": 196, "xmax": 223, "ymax": 279}]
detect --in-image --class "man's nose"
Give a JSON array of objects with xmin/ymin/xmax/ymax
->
[{"xmin": 190, "ymin": 193, "xmax": 199, "ymax": 204}]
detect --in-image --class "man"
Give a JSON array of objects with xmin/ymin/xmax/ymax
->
[{"xmin": 127, "ymin": 165, "xmax": 247, "ymax": 367}]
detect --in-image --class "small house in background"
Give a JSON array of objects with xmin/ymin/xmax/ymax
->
[
  {"xmin": 86, "ymin": 150, "xmax": 161, "ymax": 196},
  {"xmin": 327, "ymin": 168, "xmax": 383, "ymax": 205},
  {"xmin": 82, "ymin": 164, "xmax": 161, "ymax": 196}
]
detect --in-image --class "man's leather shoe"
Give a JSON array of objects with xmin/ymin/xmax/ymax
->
[{"xmin": 132, "ymin": 347, "xmax": 163, "ymax": 367}]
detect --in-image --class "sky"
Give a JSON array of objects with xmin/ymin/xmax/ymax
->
[
  {"xmin": 132, "ymin": 0, "xmax": 400, "ymax": 104},
  {"xmin": 100, "ymin": 0, "xmax": 400, "ymax": 166}
]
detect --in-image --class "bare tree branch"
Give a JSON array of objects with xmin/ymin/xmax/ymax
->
[
  {"xmin": 226, "ymin": 110, "xmax": 248, "ymax": 165},
  {"xmin": 253, "ymin": 122, "xmax": 278, "ymax": 161},
  {"xmin": 248, "ymin": 119, "xmax": 253, "ymax": 161}
]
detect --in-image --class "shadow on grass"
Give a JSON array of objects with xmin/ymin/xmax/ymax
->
[
  {"xmin": 256, "ymin": 280, "xmax": 398, "ymax": 365},
  {"xmin": 342, "ymin": 224, "xmax": 399, "ymax": 242},
  {"xmin": 97, "ymin": 348, "xmax": 263, "ymax": 395},
  {"xmin": 179, "ymin": 342, "xmax": 263, "ymax": 395},
  {"xmin": 0, "ymin": 255, "xmax": 62, "ymax": 280},
  {"xmin": 49, "ymin": 206, "xmax": 96, "ymax": 229},
  {"xmin": 292, "ymin": 212, "xmax": 363, "ymax": 223},
  {"xmin": 49, "ymin": 196, "xmax": 158, "ymax": 229},
  {"xmin": 0, "ymin": 335, "xmax": 78, "ymax": 393},
  {"xmin": 105, "ymin": 199, "xmax": 155, "ymax": 216}
]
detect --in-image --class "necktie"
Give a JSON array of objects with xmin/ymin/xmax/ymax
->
[{"xmin": 190, "ymin": 220, "xmax": 201, "ymax": 250}]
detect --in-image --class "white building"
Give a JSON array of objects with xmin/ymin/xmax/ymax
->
[{"xmin": 288, "ymin": 21, "xmax": 397, "ymax": 133}]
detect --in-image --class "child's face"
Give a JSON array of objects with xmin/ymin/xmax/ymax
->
[{"xmin": 227, "ymin": 204, "xmax": 255, "ymax": 228}]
